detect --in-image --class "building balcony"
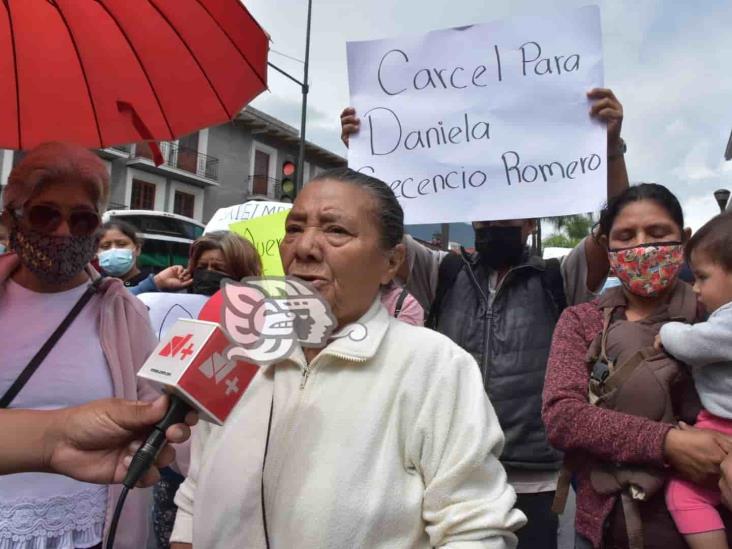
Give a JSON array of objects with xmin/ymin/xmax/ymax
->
[
  {"xmin": 246, "ymin": 175, "xmax": 282, "ymax": 201},
  {"xmin": 127, "ymin": 141, "xmax": 220, "ymax": 186},
  {"xmin": 97, "ymin": 144, "xmax": 133, "ymax": 160}
]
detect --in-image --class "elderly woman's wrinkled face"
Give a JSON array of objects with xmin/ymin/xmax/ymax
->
[{"xmin": 280, "ymin": 179, "xmax": 397, "ymax": 327}]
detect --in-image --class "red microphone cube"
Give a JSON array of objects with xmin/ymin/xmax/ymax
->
[{"xmin": 138, "ymin": 318, "xmax": 259, "ymax": 424}]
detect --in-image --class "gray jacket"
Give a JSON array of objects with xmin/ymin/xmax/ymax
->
[
  {"xmin": 660, "ymin": 301, "xmax": 732, "ymax": 419},
  {"xmin": 405, "ymin": 236, "xmax": 598, "ymax": 471}
]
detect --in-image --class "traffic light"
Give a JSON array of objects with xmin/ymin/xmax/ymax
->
[{"xmin": 280, "ymin": 160, "xmax": 296, "ymax": 202}]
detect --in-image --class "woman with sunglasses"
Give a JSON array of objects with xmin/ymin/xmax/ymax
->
[
  {"xmin": 0, "ymin": 142, "xmax": 160, "ymax": 549},
  {"xmin": 96, "ymin": 220, "xmax": 192, "ymax": 295}
]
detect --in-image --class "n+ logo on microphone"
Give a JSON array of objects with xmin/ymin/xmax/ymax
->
[
  {"xmin": 159, "ymin": 334, "xmax": 195, "ymax": 361},
  {"xmin": 225, "ymin": 377, "xmax": 240, "ymax": 396}
]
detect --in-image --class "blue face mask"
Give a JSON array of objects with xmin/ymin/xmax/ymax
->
[
  {"xmin": 99, "ymin": 248, "xmax": 135, "ymax": 277},
  {"xmin": 0, "ymin": 243, "xmax": 5, "ymax": 254}
]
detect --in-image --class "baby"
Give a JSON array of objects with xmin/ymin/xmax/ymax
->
[{"xmin": 658, "ymin": 211, "xmax": 732, "ymax": 549}]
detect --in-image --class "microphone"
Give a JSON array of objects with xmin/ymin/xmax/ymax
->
[
  {"xmin": 106, "ymin": 317, "xmax": 260, "ymax": 549},
  {"xmin": 122, "ymin": 318, "xmax": 260, "ymax": 489}
]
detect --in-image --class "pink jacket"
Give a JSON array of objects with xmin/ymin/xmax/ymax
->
[
  {"xmin": 0, "ymin": 253, "xmax": 159, "ymax": 549},
  {"xmin": 380, "ymin": 282, "xmax": 424, "ymax": 326}
]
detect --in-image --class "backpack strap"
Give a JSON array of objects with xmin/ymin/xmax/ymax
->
[
  {"xmin": 393, "ymin": 288, "xmax": 409, "ymax": 318},
  {"xmin": 600, "ymin": 306, "xmax": 615, "ymax": 365},
  {"xmin": 541, "ymin": 258, "xmax": 568, "ymax": 316},
  {"xmin": 425, "ymin": 252, "xmax": 465, "ymax": 328},
  {"xmin": 621, "ymin": 492, "xmax": 645, "ymax": 549},
  {"xmin": 551, "ymin": 465, "xmax": 574, "ymax": 514}
]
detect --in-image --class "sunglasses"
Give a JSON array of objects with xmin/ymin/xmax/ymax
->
[{"xmin": 13, "ymin": 205, "xmax": 101, "ymax": 237}]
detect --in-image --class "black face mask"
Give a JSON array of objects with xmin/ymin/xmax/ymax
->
[
  {"xmin": 474, "ymin": 226, "xmax": 525, "ymax": 270},
  {"xmin": 191, "ymin": 268, "xmax": 229, "ymax": 296}
]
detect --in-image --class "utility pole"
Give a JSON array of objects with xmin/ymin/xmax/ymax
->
[
  {"xmin": 296, "ymin": 0, "xmax": 313, "ymax": 193},
  {"xmin": 266, "ymin": 0, "xmax": 313, "ymax": 196},
  {"xmin": 440, "ymin": 223, "xmax": 450, "ymax": 251}
]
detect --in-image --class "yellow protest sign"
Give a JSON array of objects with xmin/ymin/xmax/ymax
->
[{"xmin": 229, "ymin": 209, "xmax": 289, "ymax": 276}]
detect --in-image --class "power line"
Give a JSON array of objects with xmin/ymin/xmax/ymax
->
[{"xmin": 270, "ymin": 49, "xmax": 305, "ymax": 64}]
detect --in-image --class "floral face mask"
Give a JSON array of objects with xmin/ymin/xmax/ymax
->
[{"xmin": 607, "ymin": 242, "xmax": 684, "ymax": 298}]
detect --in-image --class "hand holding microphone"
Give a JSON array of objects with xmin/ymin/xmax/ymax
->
[
  {"xmin": 107, "ymin": 318, "xmax": 261, "ymax": 548},
  {"xmin": 0, "ymin": 396, "xmax": 197, "ymax": 482},
  {"xmin": 49, "ymin": 395, "xmax": 197, "ymax": 486},
  {"xmin": 122, "ymin": 318, "xmax": 260, "ymax": 488}
]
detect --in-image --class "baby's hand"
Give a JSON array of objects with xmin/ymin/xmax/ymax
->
[{"xmin": 654, "ymin": 334, "xmax": 663, "ymax": 351}]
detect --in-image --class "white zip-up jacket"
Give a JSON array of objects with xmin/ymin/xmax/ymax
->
[{"xmin": 171, "ymin": 299, "xmax": 526, "ymax": 548}]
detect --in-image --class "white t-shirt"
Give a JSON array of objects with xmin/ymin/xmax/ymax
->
[{"xmin": 0, "ymin": 279, "xmax": 113, "ymax": 549}]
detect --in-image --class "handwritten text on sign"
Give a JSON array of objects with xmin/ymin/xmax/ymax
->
[
  {"xmin": 229, "ymin": 210, "xmax": 289, "ymax": 277},
  {"xmin": 346, "ymin": 6, "xmax": 605, "ymax": 224}
]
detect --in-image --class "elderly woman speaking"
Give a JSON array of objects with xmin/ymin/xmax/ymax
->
[{"xmin": 170, "ymin": 168, "xmax": 525, "ymax": 549}]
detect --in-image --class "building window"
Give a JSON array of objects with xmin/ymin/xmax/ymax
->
[
  {"xmin": 174, "ymin": 190, "xmax": 195, "ymax": 219},
  {"xmin": 252, "ymin": 149, "xmax": 270, "ymax": 195},
  {"xmin": 177, "ymin": 132, "xmax": 200, "ymax": 174},
  {"xmin": 131, "ymin": 179, "xmax": 156, "ymax": 210}
]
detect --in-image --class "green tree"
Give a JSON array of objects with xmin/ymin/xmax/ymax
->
[
  {"xmin": 542, "ymin": 234, "xmax": 575, "ymax": 248},
  {"xmin": 542, "ymin": 214, "xmax": 594, "ymax": 248}
]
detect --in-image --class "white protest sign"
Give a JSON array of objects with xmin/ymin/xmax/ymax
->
[
  {"xmin": 204, "ymin": 200, "xmax": 292, "ymax": 234},
  {"xmin": 347, "ymin": 5, "xmax": 605, "ymax": 224},
  {"xmin": 137, "ymin": 292, "xmax": 210, "ymax": 341}
]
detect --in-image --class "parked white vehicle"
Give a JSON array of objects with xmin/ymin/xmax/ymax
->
[
  {"xmin": 542, "ymin": 247, "xmax": 573, "ymax": 260},
  {"xmin": 102, "ymin": 209, "xmax": 205, "ymax": 270}
]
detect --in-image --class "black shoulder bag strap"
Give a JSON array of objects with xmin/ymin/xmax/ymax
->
[
  {"xmin": 393, "ymin": 288, "xmax": 409, "ymax": 318},
  {"xmin": 425, "ymin": 252, "xmax": 464, "ymax": 328},
  {"xmin": 0, "ymin": 277, "xmax": 105, "ymax": 409},
  {"xmin": 541, "ymin": 257, "xmax": 568, "ymax": 317}
]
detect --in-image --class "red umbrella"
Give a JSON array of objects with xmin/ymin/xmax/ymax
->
[{"xmin": 0, "ymin": 0, "xmax": 268, "ymax": 150}]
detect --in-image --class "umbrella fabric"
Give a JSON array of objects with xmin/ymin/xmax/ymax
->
[{"xmin": 0, "ymin": 0, "xmax": 268, "ymax": 150}]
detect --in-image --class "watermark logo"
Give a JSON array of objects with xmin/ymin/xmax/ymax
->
[{"xmin": 221, "ymin": 277, "xmax": 367, "ymax": 365}]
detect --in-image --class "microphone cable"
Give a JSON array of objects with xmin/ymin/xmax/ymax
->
[{"xmin": 105, "ymin": 395, "xmax": 191, "ymax": 549}]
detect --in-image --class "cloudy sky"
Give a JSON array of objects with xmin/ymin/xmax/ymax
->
[{"xmin": 245, "ymin": 0, "xmax": 732, "ymax": 232}]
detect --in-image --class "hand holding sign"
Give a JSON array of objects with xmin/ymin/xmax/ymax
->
[{"xmin": 588, "ymin": 87, "xmax": 623, "ymax": 151}]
